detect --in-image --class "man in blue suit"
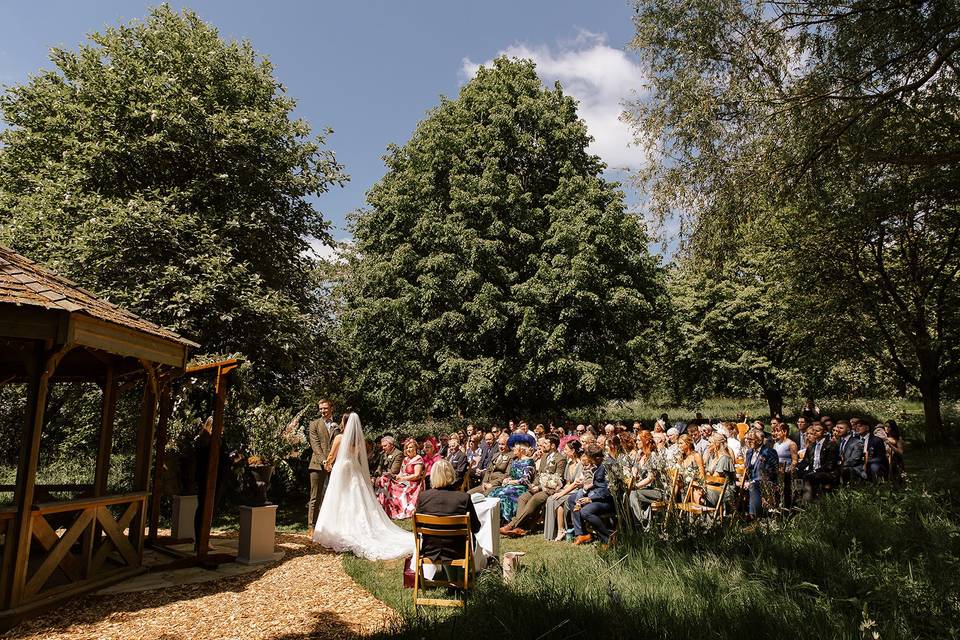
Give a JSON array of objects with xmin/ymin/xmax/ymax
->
[
  {"xmin": 568, "ymin": 445, "xmax": 615, "ymax": 545},
  {"xmin": 834, "ymin": 420, "xmax": 864, "ymax": 483}
]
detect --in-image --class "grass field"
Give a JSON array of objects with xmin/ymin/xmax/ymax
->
[{"xmin": 343, "ymin": 446, "xmax": 960, "ymax": 640}]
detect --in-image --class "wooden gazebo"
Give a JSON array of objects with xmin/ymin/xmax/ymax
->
[{"xmin": 0, "ymin": 245, "xmax": 197, "ymax": 627}]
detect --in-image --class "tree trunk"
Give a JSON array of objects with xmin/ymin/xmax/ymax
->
[
  {"xmin": 917, "ymin": 375, "xmax": 945, "ymax": 444},
  {"xmin": 764, "ymin": 387, "xmax": 784, "ymax": 419}
]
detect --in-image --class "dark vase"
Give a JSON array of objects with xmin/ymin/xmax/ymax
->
[{"xmin": 244, "ymin": 464, "xmax": 275, "ymax": 506}]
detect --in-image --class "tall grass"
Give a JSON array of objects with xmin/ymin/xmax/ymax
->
[{"xmin": 345, "ymin": 448, "xmax": 960, "ymax": 640}]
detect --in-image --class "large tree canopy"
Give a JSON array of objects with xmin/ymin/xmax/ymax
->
[
  {"xmin": 0, "ymin": 6, "xmax": 345, "ymax": 399},
  {"xmin": 343, "ymin": 58, "xmax": 662, "ymax": 422},
  {"xmin": 626, "ymin": 0, "xmax": 960, "ymax": 438}
]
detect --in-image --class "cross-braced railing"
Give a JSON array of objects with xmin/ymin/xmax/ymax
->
[{"xmin": 2, "ymin": 492, "xmax": 148, "ymax": 606}]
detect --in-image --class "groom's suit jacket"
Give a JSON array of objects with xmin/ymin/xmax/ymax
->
[{"xmin": 308, "ymin": 418, "xmax": 335, "ymax": 471}]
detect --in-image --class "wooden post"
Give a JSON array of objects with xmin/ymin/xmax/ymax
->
[
  {"xmin": 93, "ymin": 367, "xmax": 117, "ymax": 496},
  {"xmin": 82, "ymin": 366, "xmax": 117, "ymax": 579},
  {"xmin": 129, "ymin": 364, "xmax": 158, "ymax": 560},
  {"xmin": 2, "ymin": 343, "xmax": 68, "ymax": 607},
  {"xmin": 196, "ymin": 366, "xmax": 228, "ymax": 559},
  {"xmin": 148, "ymin": 383, "xmax": 173, "ymax": 543}
]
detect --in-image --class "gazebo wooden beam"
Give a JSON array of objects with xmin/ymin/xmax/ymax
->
[
  {"xmin": 1, "ymin": 342, "xmax": 73, "ymax": 608},
  {"xmin": 81, "ymin": 366, "xmax": 118, "ymax": 579},
  {"xmin": 130, "ymin": 361, "xmax": 159, "ymax": 559},
  {"xmin": 196, "ymin": 364, "xmax": 231, "ymax": 560},
  {"xmin": 147, "ymin": 384, "xmax": 173, "ymax": 544}
]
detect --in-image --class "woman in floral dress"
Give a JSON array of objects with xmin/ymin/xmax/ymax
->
[
  {"xmin": 378, "ymin": 438, "xmax": 424, "ymax": 519},
  {"xmin": 489, "ymin": 444, "xmax": 536, "ymax": 522}
]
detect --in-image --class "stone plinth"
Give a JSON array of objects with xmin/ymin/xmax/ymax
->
[
  {"xmin": 171, "ymin": 494, "xmax": 198, "ymax": 540},
  {"xmin": 238, "ymin": 504, "xmax": 277, "ymax": 564}
]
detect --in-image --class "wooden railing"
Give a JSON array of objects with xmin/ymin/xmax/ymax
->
[{"xmin": 6, "ymin": 492, "xmax": 148, "ymax": 606}]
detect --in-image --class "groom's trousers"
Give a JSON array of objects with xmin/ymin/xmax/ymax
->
[{"xmin": 308, "ymin": 469, "xmax": 329, "ymax": 528}]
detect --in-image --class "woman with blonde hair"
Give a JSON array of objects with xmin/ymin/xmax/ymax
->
[
  {"xmin": 703, "ymin": 433, "xmax": 735, "ymax": 507},
  {"xmin": 415, "ymin": 458, "xmax": 481, "ymax": 563},
  {"xmin": 489, "ymin": 443, "xmax": 536, "ymax": 523}
]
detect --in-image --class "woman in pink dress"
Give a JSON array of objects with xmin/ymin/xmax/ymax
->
[
  {"xmin": 378, "ymin": 438, "xmax": 424, "ymax": 519},
  {"xmin": 421, "ymin": 437, "xmax": 440, "ymax": 488}
]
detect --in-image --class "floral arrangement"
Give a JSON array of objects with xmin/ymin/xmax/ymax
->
[{"xmin": 245, "ymin": 398, "xmax": 303, "ymax": 466}]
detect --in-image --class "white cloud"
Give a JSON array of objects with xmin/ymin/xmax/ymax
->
[
  {"xmin": 461, "ymin": 31, "xmax": 649, "ymax": 171},
  {"xmin": 306, "ymin": 236, "xmax": 349, "ymax": 263}
]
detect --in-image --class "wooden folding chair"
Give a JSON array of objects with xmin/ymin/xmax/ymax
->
[
  {"xmin": 649, "ymin": 467, "xmax": 680, "ymax": 528},
  {"xmin": 412, "ymin": 513, "xmax": 474, "ymax": 610},
  {"xmin": 677, "ymin": 474, "xmax": 729, "ymax": 523}
]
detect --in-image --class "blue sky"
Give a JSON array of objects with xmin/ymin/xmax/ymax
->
[{"xmin": 1, "ymin": 1, "xmax": 650, "ymax": 255}]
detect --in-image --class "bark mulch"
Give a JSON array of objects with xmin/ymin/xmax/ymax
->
[{"xmin": 3, "ymin": 533, "xmax": 399, "ymax": 640}]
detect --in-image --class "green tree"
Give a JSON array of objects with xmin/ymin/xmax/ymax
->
[
  {"xmin": 664, "ymin": 240, "xmax": 816, "ymax": 418},
  {"xmin": 343, "ymin": 57, "xmax": 662, "ymax": 422},
  {"xmin": 626, "ymin": 0, "xmax": 960, "ymax": 439},
  {"xmin": 0, "ymin": 5, "xmax": 345, "ymax": 399}
]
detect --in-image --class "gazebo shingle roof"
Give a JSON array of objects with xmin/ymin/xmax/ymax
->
[{"xmin": 0, "ymin": 245, "xmax": 198, "ymax": 347}]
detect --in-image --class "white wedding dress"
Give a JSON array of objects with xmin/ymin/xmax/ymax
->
[{"xmin": 312, "ymin": 413, "xmax": 414, "ymax": 560}]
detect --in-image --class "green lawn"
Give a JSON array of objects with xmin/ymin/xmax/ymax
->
[{"xmin": 343, "ymin": 446, "xmax": 960, "ymax": 640}]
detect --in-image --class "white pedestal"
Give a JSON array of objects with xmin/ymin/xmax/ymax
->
[
  {"xmin": 238, "ymin": 504, "xmax": 277, "ymax": 565},
  {"xmin": 171, "ymin": 495, "xmax": 197, "ymax": 540}
]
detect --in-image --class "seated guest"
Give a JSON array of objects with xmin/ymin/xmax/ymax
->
[
  {"xmin": 720, "ymin": 423, "xmax": 743, "ymax": 458},
  {"xmin": 501, "ymin": 435, "xmax": 566, "ymax": 537},
  {"xmin": 472, "ymin": 431, "xmax": 497, "ymax": 482},
  {"xmin": 795, "ymin": 424, "xmax": 838, "ymax": 501},
  {"xmin": 378, "ymin": 438, "xmax": 424, "ymax": 519},
  {"xmin": 568, "ymin": 444, "xmax": 615, "ymax": 545},
  {"xmin": 469, "ymin": 433, "xmax": 513, "ymax": 495},
  {"xmin": 663, "ymin": 427, "xmax": 680, "ymax": 457},
  {"xmin": 652, "ymin": 420, "xmax": 668, "ymax": 450},
  {"xmin": 791, "ymin": 416, "xmax": 810, "ymax": 448},
  {"xmin": 820, "ymin": 415, "xmax": 835, "ymax": 441},
  {"xmin": 695, "ymin": 423, "xmax": 712, "ymax": 457},
  {"xmin": 854, "ymin": 420, "xmax": 889, "ymax": 482},
  {"xmin": 373, "ymin": 436, "xmax": 404, "ymax": 500},
  {"xmin": 488, "ymin": 443, "xmax": 536, "ymax": 523},
  {"xmin": 465, "ymin": 433, "xmax": 481, "ymax": 465},
  {"xmin": 884, "ymin": 420, "xmax": 906, "ymax": 486},
  {"xmin": 772, "ymin": 423, "xmax": 798, "ymax": 508},
  {"xmin": 545, "ymin": 440, "xmax": 583, "ymax": 541},
  {"xmin": 446, "ymin": 434, "xmax": 468, "ymax": 488},
  {"xmin": 834, "ymin": 420, "xmax": 864, "ymax": 483},
  {"xmin": 702, "ymin": 433, "xmax": 735, "ymax": 508},
  {"xmin": 420, "ymin": 437, "xmax": 440, "ymax": 489},
  {"xmin": 415, "ymin": 459, "xmax": 481, "ymax": 567},
  {"xmin": 742, "ymin": 430, "xmax": 779, "ymax": 517},
  {"xmin": 675, "ymin": 434, "xmax": 706, "ymax": 503},
  {"xmin": 628, "ymin": 430, "xmax": 669, "ymax": 522}
]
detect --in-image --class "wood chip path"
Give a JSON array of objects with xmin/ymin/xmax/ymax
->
[{"xmin": 4, "ymin": 533, "xmax": 399, "ymax": 640}]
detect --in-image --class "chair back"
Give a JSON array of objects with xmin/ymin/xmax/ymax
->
[
  {"xmin": 411, "ymin": 512, "xmax": 474, "ymax": 610},
  {"xmin": 736, "ymin": 423, "xmax": 749, "ymax": 441},
  {"xmin": 413, "ymin": 513, "xmax": 472, "ymax": 538}
]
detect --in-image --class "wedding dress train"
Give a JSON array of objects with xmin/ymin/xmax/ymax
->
[{"xmin": 312, "ymin": 413, "xmax": 414, "ymax": 560}]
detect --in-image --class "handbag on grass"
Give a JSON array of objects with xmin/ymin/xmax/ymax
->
[{"xmin": 403, "ymin": 557, "xmax": 415, "ymax": 589}]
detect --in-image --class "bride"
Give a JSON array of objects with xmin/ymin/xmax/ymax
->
[{"xmin": 312, "ymin": 412, "xmax": 414, "ymax": 560}]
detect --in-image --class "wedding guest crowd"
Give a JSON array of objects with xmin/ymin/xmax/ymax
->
[{"xmin": 313, "ymin": 399, "xmax": 908, "ymax": 544}]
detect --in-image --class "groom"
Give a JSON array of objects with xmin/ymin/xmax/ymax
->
[{"xmin": 307, "ymin": 399, "xmax": 338, "ymax": 530}]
